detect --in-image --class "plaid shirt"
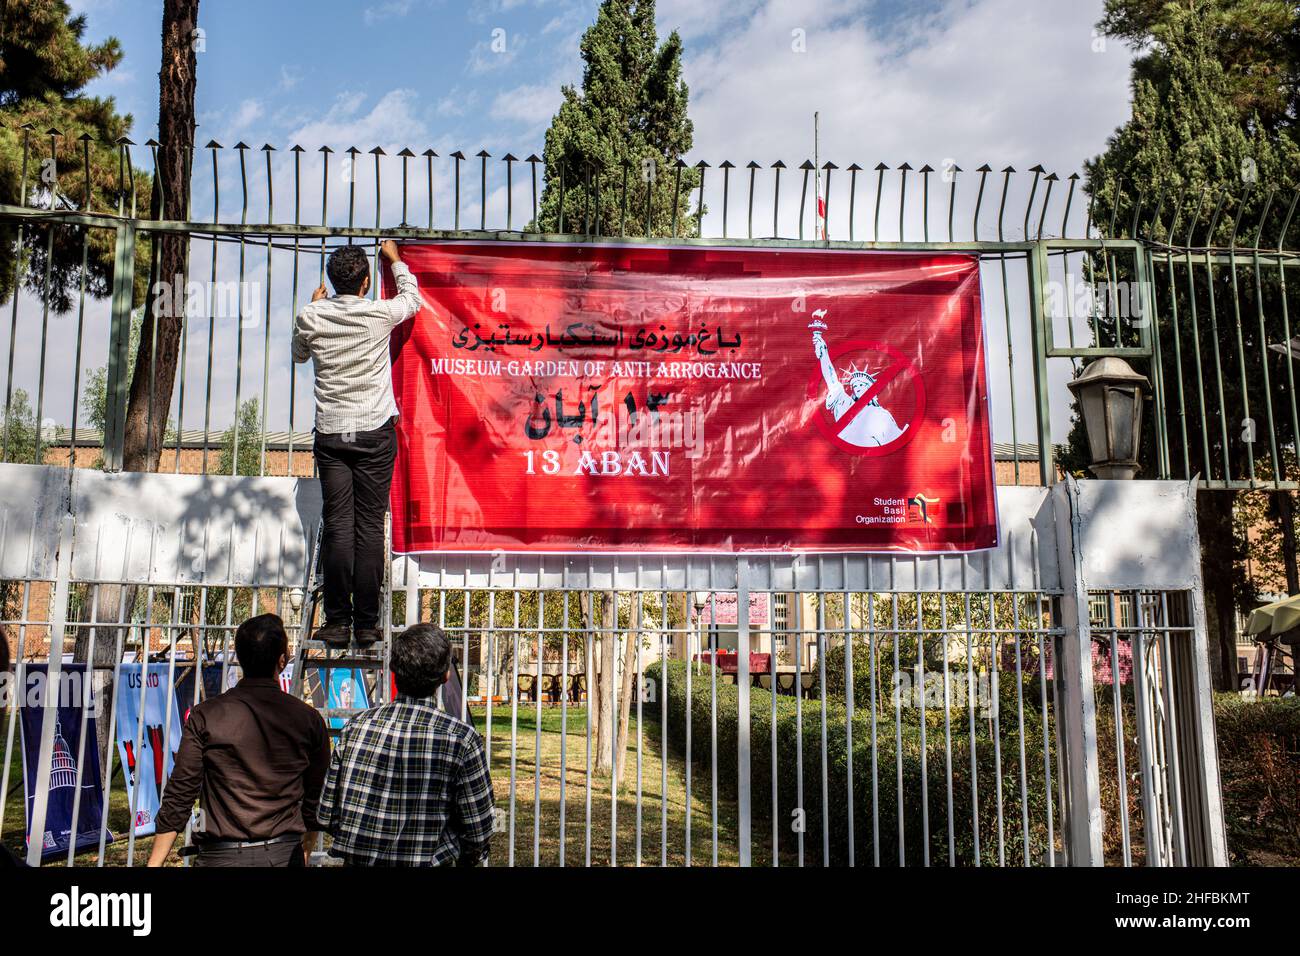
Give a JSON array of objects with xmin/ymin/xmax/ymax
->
[{"xmin": 319, "ymin": 697, "xmax": 494, "ymax": 866}]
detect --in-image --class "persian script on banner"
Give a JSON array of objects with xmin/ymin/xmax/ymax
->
[{"xmin": 385, "ymin": 243, "xmax": 998, "ymax": 553}]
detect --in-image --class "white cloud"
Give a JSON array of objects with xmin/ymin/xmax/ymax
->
[
  {"xmin": 467, "ymin": 29, "xmax": 527, "ymax": 75},
  {"xmin": 279, "ymin": 65, "xmax": 303, "ymax": 92},
  {"xmin": 468, "ymin": 0, "xmax": 549, "ymax": 24},
  {"xmin": 678, "ymin": 0, "xmax": 1130, "ymax": 178},
  {"xmin": 232, "ymin": 99, "xmax": 265, "ymax": 129},
  {"xmin": 364, "ymin": 0, "xmax": 415, "ymax": 26},
  {"xmin": 436, "ymin": 87, "xmax": 481, "ymax": 118},
  {"xmin": 655, "ymin": 0, "xmax": 768, "ymax": 40},
  {"xmin": 490, "ymin": 83, "xmax": 561, "ymax": 127},
  {"xmin": 287, "ymin": 89, "xmax": 429, "ymax": 151}
]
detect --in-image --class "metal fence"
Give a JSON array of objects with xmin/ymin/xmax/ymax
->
[
  {"xmin": 0, "ymin": 472, "xmax": 1226, "ymax": 867},
  {"xmin": 0, "ymin": 128, "xmax": 1237, "ymax": 867},
  {"xmin": 8, "ymin": 130, "xmax": 1290, "ymax": 485},
  {"xmin": 4, "ymin": 132, "xmax": 1295, "ymax": 487}
]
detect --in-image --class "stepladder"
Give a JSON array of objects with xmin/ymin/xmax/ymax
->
[
  {"xmin": 288, "ymin": 510, "xmax": 395, "ymax": 723},
  {"xmin": 284, "ymin": 510, "xmax": 466, "ymax": 864},
  {"xmin": 286, "ymin": 512, "xmax": 395, "ymax": 866}
]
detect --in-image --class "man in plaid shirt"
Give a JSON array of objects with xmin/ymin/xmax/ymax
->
[{"xmin": 319, "ymin": 624, "xmax": 495, "ymax": 866}]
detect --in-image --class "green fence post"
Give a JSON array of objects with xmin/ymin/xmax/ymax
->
[
  {"xmin": 1027, "ymin": 241, "xmax": 1056, "ymax": 484},
  {"xmin": 103, "ymin": 223, "xmax": 136, "ymax": 472}
]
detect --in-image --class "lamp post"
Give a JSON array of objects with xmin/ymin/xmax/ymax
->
[
  {"xmin": 693, "ymin": 591, "xmax": 708, "ymax": 669},
  {"xmin": 286, "ymin": 587, "xmax": 305, "ymax": 628},
  {"xmin": 1066, "ymin": 357, "xmax": 1150, "ymax": 480}
]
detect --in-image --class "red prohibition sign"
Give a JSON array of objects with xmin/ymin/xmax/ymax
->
[{"xmin": 806, "ymin": 339, "xmax": 926, "ymax": 457}]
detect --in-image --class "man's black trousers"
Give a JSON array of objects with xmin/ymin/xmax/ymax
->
[{"xmin": 313, "ymin": 418, "xmax": 397, "ymax": 630}]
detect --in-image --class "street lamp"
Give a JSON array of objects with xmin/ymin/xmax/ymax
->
[
  {"xmin": 693, "ymin": 591, "xmax": 709, "ymax": 666},
  {"xmin": 1066, "ymin": 356, "xmax": 1150, "ymax": 480},
  {"xmin": 286, "ymin": 587, "xmax": 305, "ymax": 627}
]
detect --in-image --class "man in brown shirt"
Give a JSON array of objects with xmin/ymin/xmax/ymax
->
[{"xmin": 148, "ymin": 614, "xmax": 330, "ymax": 867}]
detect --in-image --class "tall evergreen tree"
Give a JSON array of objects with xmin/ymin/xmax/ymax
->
[
  {"xmin": 0, "ymin": 0, "xmax": 150, "ymax": 310},
  {"xmin": 1098, "ymin": 0, "xmax": 1300, "ymax": 139},
  {"xmin": 1077, "ymin": 1, "xmax": 1300, "ymax": 688},
  {"xmin": 534, "ymin": 2, "xmax": 698, "ymax": 780},
  {"xmin": 536, "ymin": 0, "xmax": 700, "ymax": 237}
]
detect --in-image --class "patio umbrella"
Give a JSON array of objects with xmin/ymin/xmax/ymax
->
[{"xmin": 1247, "ymin": 593, "xmax": 1300, "ymax": 638}]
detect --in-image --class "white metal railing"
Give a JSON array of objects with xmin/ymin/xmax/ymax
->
[{"xmin": 0, "ymin": 467, "xmax": 1228, "ymax": 866}]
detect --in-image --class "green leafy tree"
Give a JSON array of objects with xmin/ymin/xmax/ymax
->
[
  {"xmin": 536, "ymin": 0, "xmax": 701, "ymax": 237},
  {"xmin": 1079, "ymin": 1, "xmax": 1300, "ymax": 688},
  {"xmin": 0, "ymin": 386, "xmax": 40, "ymax": 463},
  {"xmin": 0, "ymin": 0, "xmax": 151, "ymax": 311},
  {"xmin": 218, "ymin": 398, "xmax": 263, "ymax": 477},
  {"xmin": 1234, "ymin": 449, "xmax": 1300, "ymax": 597}
]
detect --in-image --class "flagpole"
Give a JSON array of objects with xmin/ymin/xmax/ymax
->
[{"xmin": 814, "ymin": 111, "xmax": 821, "ymax": 240}]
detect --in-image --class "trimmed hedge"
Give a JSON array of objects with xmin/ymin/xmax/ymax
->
[
  {"xmin": 650, "ymin": 658, "xmax": 1300, "ymax": 866},
  {"xmin": 647, "ymin": 659, "xmax": 1058, "ymax": 866},
  {"xmin": 1213, "ymin": 693, "xmax": 1300, "ymax": 865}
]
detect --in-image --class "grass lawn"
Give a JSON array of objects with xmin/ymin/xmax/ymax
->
[
  {"xmin": 2, "ymin": 705, "xmax": 749, "ymax": 867},
  {"xmin": 472, "ymin": 705, "xmax": 745, "ymax": 867}
]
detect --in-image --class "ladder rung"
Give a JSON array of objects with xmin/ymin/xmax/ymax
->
[
  {"xmin": 319, "ymin": 707, "xmax": 368, "ymax": 719},
  {"xmin": 299, "ymin": 639, "xmax": 386, "ymax": 653},
  {"xmin": 298, "ymin": 656, "xmax": 387, "ymax": 670}
]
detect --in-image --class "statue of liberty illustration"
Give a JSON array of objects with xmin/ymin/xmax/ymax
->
[{"xmin": 810, "ymin": 310, "xmax": 908, "ymax": 447}]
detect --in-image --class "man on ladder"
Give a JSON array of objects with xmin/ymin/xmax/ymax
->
[{"xmin": 294, "ymin": 239, "xmax": 421, "ymax": 648}]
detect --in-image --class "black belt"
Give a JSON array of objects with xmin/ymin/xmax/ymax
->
[{"xmin": 181, "ymin": 834, "xmax": 302, "ymax": 856}]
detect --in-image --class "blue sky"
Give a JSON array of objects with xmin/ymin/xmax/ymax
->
[
  {"xmin": 71, "ymin": 0, "xmax": 1132, "ymax": 176},
  {"xmin": 16, "ymin": 0, "xmax": 1137, "ymax": 441}
]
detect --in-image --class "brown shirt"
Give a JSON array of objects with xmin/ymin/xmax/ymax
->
[{"xmin": 155, "ymin": 677, "xmax": 330, "ymax": 841}]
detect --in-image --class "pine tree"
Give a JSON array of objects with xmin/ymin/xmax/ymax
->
[
  {"xmin": 536, "ymin": 0, "xmax": 700, "ymax": 237},
  {"xmin": 1086, "ymin": 7, "xmax": 1298, "ymax": 234},
  {"xmin": 0, "ymin": 386, "xmax": 40, "ymax": 463},
  {"xmin": 0, "ymin": 0, "xmax": 151, "ymax": 310},
  {"xmin": 121, "ymin": 0, "xmax": 199, "ymax": 473}
]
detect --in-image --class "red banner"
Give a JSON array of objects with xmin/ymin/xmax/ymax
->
[{"xmin": 386, "ymin": 243, "xmax": 996, "ymax": 553}]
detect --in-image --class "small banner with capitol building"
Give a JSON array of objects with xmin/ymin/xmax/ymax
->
[
  {"xmin": 19, "ymin": 664, "xmax": 109, "ymax": 861},
  {"xmin": 386, "ymin": 243, "xmax": 997, "ymax": 553}
]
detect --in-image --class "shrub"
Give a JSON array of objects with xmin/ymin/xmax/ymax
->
[
  {"xmin": 647, "ymin": 659, "xmax": 1060, "ymax": 866},
  {"xmin": 1213, "ymin": 693, "xmax": 1300, "ymax": 865}
]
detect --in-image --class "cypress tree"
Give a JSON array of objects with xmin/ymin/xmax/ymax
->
[
  {"xmin": 536, "ymin": 0, "xmax": 700, "ymax": 237},
  {"xmin": 1076, "ymin": 2, "xmax": 1300, "ymax": 688}
]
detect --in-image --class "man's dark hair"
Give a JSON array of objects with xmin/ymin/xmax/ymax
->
[
  {"xmin": 0, "ymin": 631, "xmax": 9, "ymax": 674},
  {"xmin": 234, "ymin": 613, "xmax": 289, "ymax": 679},
  {"xmin": 391, "ymin": 624, "xmax": 451, "ymax": 699},
  {"xmin": 326, "ymin": 244, "xmax": 371, "ymax": 296}
]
